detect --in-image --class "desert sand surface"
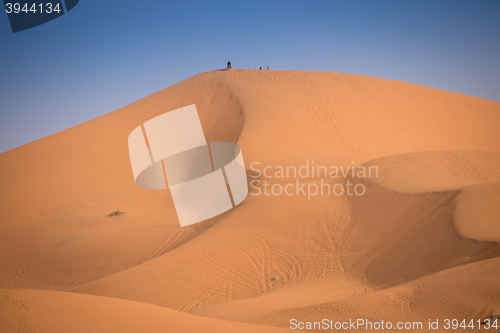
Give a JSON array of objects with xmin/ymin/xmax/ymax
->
[
  {"xmin": 1, "ymin": 69, "xmax": 499, "ymax": 332},
  {"xmin": 0, "ymin": 289, "xmax": 292, "ymax": 333}
]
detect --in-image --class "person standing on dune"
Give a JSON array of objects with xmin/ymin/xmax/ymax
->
[{"xmin": 227, "ymin": 61, "xmax": 232, "ymax": 69}]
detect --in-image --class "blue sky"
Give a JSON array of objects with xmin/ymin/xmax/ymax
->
[{"xmin": 1, "ymin": 0, "xmax": 499, "ymax": 153}]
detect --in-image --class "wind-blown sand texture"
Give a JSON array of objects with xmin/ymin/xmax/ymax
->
[{"xmin": 1, "ymin": 70, "xmax": 499, "ymax": 332}]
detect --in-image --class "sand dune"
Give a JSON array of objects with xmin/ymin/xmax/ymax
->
[
  {"xmin": 0, "ymin": 289, "xmax": 291, "ymax": 333},
  {"xmin": 1, "ymin": 69, "xmax": 499, "ymax": 332}
]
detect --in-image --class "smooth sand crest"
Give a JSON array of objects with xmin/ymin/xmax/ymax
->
[
  {"xmin": 363, "ymin": 150, "xmax": 500, "ymax": 193},
  {"xmin": 1, "ymin": 69, "xmax": 499, "ymax": 332}
]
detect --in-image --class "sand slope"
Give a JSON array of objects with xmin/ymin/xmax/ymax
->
[
  {"xmin": 1, "ymin": 69, "xmax": 499, "ymax": 332},
  {"xmin": 0, "ymin": 289, "xmax": 291, "ymax": 333},
  {"xmin": 190, "ymin": 256, "xmax": 500, "ymax": 331}
]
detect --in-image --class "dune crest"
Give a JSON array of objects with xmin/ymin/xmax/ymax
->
[{"xmin": 363, "ymin": 150, "xmax": 500, "ymax": 193}]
